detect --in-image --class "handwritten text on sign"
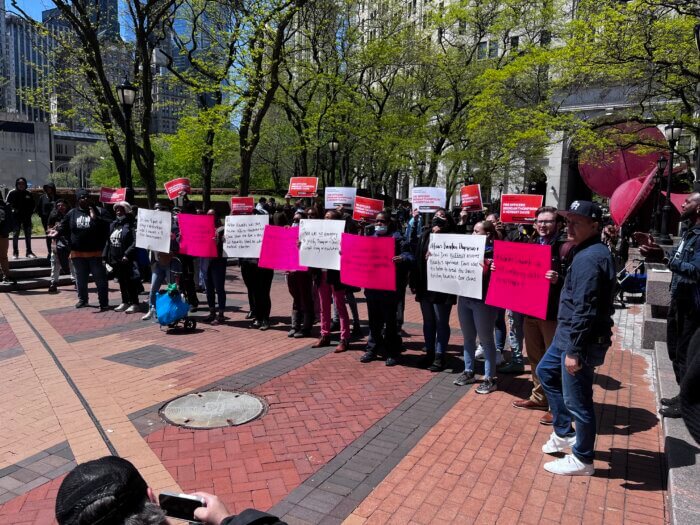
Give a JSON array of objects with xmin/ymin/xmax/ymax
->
[
  {"xmin": 178, "ymin": 214, "xmax": 217, "ymax": 257},
  {"xmin": 135, "ymin": 208, "xmax": 171, "ymax": 253},
  {"xmin": 258, "ymin": 225, "xmax": 307, "ymax": 272},
  {"xmin": 340, "ymin": 233, "xmax": 396, "ymax": 291},
  {"xmin": 298, "ymin": 219, "xmax": 345, "ymax": 270},
  {"xmin": 223, "ymin": 215, "xmax": 268, "ymax": 258},
  {"xmin": 427, "ymin": 234, "xmax": 486, "ymax": 299},
  {"xmin": 485, "ymin": 241, "xmax": 551, "ymax": 319}
]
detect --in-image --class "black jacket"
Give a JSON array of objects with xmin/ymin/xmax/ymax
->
[
  {"xmin": 364, "ymin": 231, "xmax": 413, "ymax": 301},
  {"xmin": 103, "ymin": 215, "xmax": 137, "ymax": 264},
  {"xmin": 668, "ymin": 223, "xmax": 700, "ymax": 310},
  {"xmin": 222, "ymin": 509, "xmax": 287, "ymax": 525},
  {"xmin": 58, "ymin": 206, "xmax": 110, "ymax": 252},
  {"xmin": 38, "ymin": 183, "xmax": 57, "ymax": 221},
  {"xmin": 0, "ymin": 200, "xmax": 13, "ymax": 237},
  {"xmin": 6, "ymin": 179, "xmax": 35, "ymax": 218}
]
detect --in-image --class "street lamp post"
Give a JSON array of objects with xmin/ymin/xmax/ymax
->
[
  {"xmin": 328, "ymin": 136, "xmax": 339, "ymax": 187},
  {"xmin": 116, "ymin": 78, "xmax": 137, "ymax": 192},
  {"xmin": 658, "ymin": 121, "xmax": 682, "ymax": 245},
  {"xmin": 651, "ymin": 155, "xmax": 667, "ymax": 236}
]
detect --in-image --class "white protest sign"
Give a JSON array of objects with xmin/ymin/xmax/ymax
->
[
  {"xmin": 136, "ymin": 208, "xmax": 171, "ymax": 253},
  {"xmin": 412, "ymin": 187, "xmax": 446, "ymax": 213},
  {"xmin": 298, "ymin": 219, "xmax": 345, "ymax": 270},
  {"xmin": 224, "ymin": 215, "xmax": 268, "ymax": 258},
  {"xmin": 324, "ymin": 187, "xmax": 357, "ymax": 209},
  {"xmin": 427, "ymin": 233, "xmax": 486, "ymax": 299}
]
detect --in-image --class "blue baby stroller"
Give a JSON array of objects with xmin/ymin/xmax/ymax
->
[
  {"xmin": 616, "ymin": 260, "xmax": 646, "ymax": 307},
  {"xmin": 155, "ymin": 257, "xmax": 197, "ymax": 332}
]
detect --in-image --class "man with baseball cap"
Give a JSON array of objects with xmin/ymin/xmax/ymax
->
[{"xmin": 536, "ymin": 200, "xmax": 616, "ymax": 475}]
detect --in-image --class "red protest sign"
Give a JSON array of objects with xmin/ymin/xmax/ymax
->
[
  {"xmin": 460, "ymin": 184, "xmax": 483, "ymax": 211},
  {"xmin": 164, "ymin": 178, "xmax": 191, "ymax": 200},
  {"xmin": 230, "ymin": 197, "xmax": 254, "ymax": 215},
  {"xmin": 177, "ymin": 213, "xmax": 217, "ymax": 257},
  {"xmin": 99, "ymin": 187, "xmax": 126, "ymax": 204},
  {"xmin": 340, "ymin": 233, "xmax": 396, "ymax": 291},
  {"xmin": 258, "ymin": 225, "xmax": 307, "ymax": 272},
  {"xmin": 485, "ymin": 240, "xmax": 551, "ymax": 319},
  {"xmin": 352, "ymin": 196, "xmax": 384, "ymax": 221},
  {"xmin": 287, "ymin": 177, "xmax": 318, "ymax": 198},
  {"xmin": 500, "ymin": 194, "xmax": 543, "ymax": 223}
]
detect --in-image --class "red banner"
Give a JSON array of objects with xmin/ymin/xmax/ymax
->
[
  {"xmin": 352, "ymin": 196, "xmax": 384, "ymax": 221},
  {"xmin": 99, "ymin": 187, "xmax": 126, "ymax": 204},
  {"xmin": 340, "ymin": 234, "xmax": 396, "ymax": 291},
  {"xmin": 485, "ymin": 241, "xmax": 551, "ymax": 319},
  {"xmin": 287, "ymin": 177, "xmax": 318, "ymax": 198},
  {"xmin": 460, "ymin": 184, "xmax": 483, "ymax": 211},
  {"xmin": 258, "ymin": 225, "xmax": 307, "ymax": 272},
  {"xmin": 230, "ymin": 197, "xmax": 254, "ymax": 215},
  {"xmin": 164, "ymin": 178, "xmax": 191, "ymax": 200},
  {"xmin": 500, "ymin": 194, "xmax": 543, "ymax": 223}
]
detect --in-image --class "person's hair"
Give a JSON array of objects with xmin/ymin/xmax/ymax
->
[
  {"xmin": 432, "ymin": 208, "xmax": 456, "ymax": 232},
  {"xmin": 259, "ymin": 197, "xmax": 267, "ymax": 203},
  {"xmin": 272, "ymin": 210, "xmax": 288, "ymax": 226},
  {"xmin": 477, "ymin": 220, "xmax": 497, "ymax": 239},
  {"xmin": 304, "ymin": 207, "xmax": 318, "ymax": 217},
  {"xmin": 535, "ymin": 206, "xmax": 558, "ymax": 218},
  {"xmin": 76, "ymin": 499, "xmax": 166, "ymax": 525},
  {"xmin": 325, "ymin": 209, "xmax": 341, "ymax": 220}
]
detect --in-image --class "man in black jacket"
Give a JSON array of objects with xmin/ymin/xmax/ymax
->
[
  {"xmin": 536, "ymin": 201, "xmax": 616, "ymax": 476},
  {"xmin": 6, "ymin": 177, "xmax": 36, "ymax": 258},
  {"xmin": 53, "ymin": 189, "xmax": 110, "ymax": 309},
  {"xmin": 38, "ymin": 182, "xmax": 58, "ymax": 259}
]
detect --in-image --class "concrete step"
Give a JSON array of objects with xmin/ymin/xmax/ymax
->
[
  {"xmin": 0, "ymin": 274, "xmax": 74, "ymax": 291},
  {"xmin": 9, "ymin": 267, "xmax": 52, "ymax": 279},
  {"xmin": 9, "ymin": 257, "xmax": 51, "ymax": 269}
]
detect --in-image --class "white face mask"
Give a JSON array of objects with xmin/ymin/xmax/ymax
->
[{"xmin": 375, "ymin": 225, "xmax": 388, "ymax": 235}]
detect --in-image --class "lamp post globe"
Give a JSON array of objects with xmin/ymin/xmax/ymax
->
[{"xmin": 328, "ymin": 136, "xmax": 339, "ymax": 187}]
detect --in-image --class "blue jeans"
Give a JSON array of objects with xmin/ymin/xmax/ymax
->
[
  {"xmin": 458, "ymin": 297, "xmax": 499, "ymax": 377},
  {"xmin": 72, "ymin": 256, "xmax": 109, "ymax": 307},
  {"xmin": 149, "ymin": 263, "xmax": 170, "ymax": 308},
  {"xmin": 420, "ymin": 300, "xmax": 452, "ymax": 355},
  {"xmin": 536, "ymin": 343, "xmax": 596, "ymax": 463},
  {"xmin": 205, "ymin": 258, "xmax": 227, "ymax": 313},
  {"xmin": 494, "ymin": 308, "xmax": 506, "ymax": 352},
  {"xmin": 508, "ymin": 310, "xmax": 525, "ymax": 363}
]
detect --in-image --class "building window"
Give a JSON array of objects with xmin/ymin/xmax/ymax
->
[
  {"xmin": 488, "ymin": 41, "xmax": 499, "ymax": 58},
  {"xmin": 510, "ymin": 36, "xmax": 519, "ymax": 50},
  {"xmin": 477, "ymin": 41, "xmax": 487, "ymax": 60}
]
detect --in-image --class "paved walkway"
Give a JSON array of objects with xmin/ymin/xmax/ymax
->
[{"xmin": 0, "ymin": 266, "xmax": 667, "ymax": 524}]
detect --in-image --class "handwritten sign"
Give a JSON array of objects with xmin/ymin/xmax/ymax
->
[
  {"xmin": 230, "ymin": 197, "xmax": 254, "ymax": 215},
  {"xmin": 99, "ymin": 187, "xmax": 126, "ymax": 204},
  {"xmin": 485, "ymin": 241, "xmax": 551, "ymax": 319},
  {"xmin": 427, "ymin": 233, "xmax": 486, "ymax": 299},
  {"xmin": 223, "ymin": 215, "xmax": 268, "ymax": 258},
  {"xmin": 298, "ymin": 219, "xmax": 345, "ymax": 270},
  {"xmin": 164, "ymin": 178, "xmax": 191, "ymax": 200},
  {"xmin": 324, "ymin": 187, "xmax": 356, "ymax": 209},
  {"xmin": 460, "ymin": 184, "xmax": 483, "ymax": 211},
  {"xmin": 412, "ymin": 187, "xmax": 446, "ymax": 213},
  {"xmin": 288, "ymin": 177, "xmax": 318, "ymax": 198},
  {"xmin": 500, "ymin": 194, "xmax": 543, "ymax": 223},
  {"xmin": 178, "ymin": 213, "xmax": 217, "ymax": 257},
  {"xmin": 340, "ymin": 234, "xmax": 396, "ymax": 291},
  {"xmin": 352, "ymin": 196, "xmax": 384, "ymax": 221},
  {"xmin": 136, "ymin": 208, "xmax": 171, "ymax": 253},
  {"xmin": 258, "ymin": 225, "xmax": 307, "ymax": 272}
]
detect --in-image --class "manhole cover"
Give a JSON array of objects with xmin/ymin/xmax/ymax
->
[{"xmin": 160, "ymin": 391, "xmax": 267, "ymax": 429}]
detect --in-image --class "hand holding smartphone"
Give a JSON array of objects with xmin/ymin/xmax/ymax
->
[
  {"xmin": 633, "ymin": 232, "xmax": 653, "ymax": 246},
  {"xmin": 159, "ymin": 492, "xmax": 206, "ymax": 522}
]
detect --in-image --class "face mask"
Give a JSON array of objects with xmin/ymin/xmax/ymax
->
[
  {"xmin": 432, "ymin": 216, "xmax": 446, "ymax": 228},
  {"xmin": 375, "ymin": 225, "xmax": 388, "ymax": 235},
  {"xmin": 292, "ymin": 221, "xmax": 300, "ymax": 227}
]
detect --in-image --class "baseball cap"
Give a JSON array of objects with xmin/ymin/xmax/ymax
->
[
  {"xmin": 55, "ymin": 456, "xmax": 148, "ymax": 525},
  {"xmin": 560, "ymin": 200, "xmax": 602, "ymax": 222}
]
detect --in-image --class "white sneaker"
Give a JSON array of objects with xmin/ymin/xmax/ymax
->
[
  {"xmin": 544, "ymin": 454, "xmax": 594, "ymax": 476},
  {"xmin": 114, "ymin": 303, "xmax": 128, "ymax": 312},
  {"xmin": 542, "ymin": 432, "xmax": 577, "ymax": 454},
  {"xmin": 495, "ymin": 351, "xmax": 504, "ymax": 366},
  {"xmin": 141, "ymin": 308, "xmax": 154, "ymax": 321},
  {"xmin": 125, "ymin": 304, "xmax": 140, "ymax": 314},
  {"xmin": 475, "ymin": 344, "xmax": 484, "ymax": 360}
]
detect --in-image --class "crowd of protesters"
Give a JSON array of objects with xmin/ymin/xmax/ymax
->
[{"xmin": 2, "ymin": 181, "xmax": 699, "ymax": 479}]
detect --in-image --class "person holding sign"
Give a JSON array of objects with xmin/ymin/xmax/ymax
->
[
  {"xmin": 453, "ymin": 221, "xmax": 500, "ymax": 394},
  {"xmin": 359, "ymin": 212, "xmax": 414, "ymax": 366},
  {"xmin": 413, "ymin": 208, "xmax": 457, "ymax": 371},
  {"xmin": 286, "ymin": 211, "xmax": 314, "ymax": 338},
  {"xmin": 103, "ymin": 201, "xmax": 140, "ymax": 313},
  {"xmin": 203, "ymin": 214, "xmax": 227, "ymax": 325},
  {"xmin": 536, "ymin": 201, "xmax": 616, "ymax": 476}
]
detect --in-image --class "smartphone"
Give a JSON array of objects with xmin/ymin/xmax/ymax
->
[
  {"xmin": 158, "ymin": 492, "xmax": 205, "ymax": 522},
  {"xmin": 633, "ymin": 232, "xmax": 652, "ymax": 246}
]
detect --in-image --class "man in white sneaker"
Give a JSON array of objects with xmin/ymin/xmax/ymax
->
[{"xmin": 536, "ymin": 201, "xmax": 616, "ymax": 476}]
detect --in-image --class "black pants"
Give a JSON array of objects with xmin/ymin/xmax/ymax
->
[
  {"xmin": 179, "ymin": 255, "xmax": 199, "ymax": 307},
  {"xmin": 287, "ymin": 271, "xmax": 314, "ymax": 329},
  {"xmin": 12, "ymin": 214, "xmax": 32, "ymax": 255},
  {"xmin": 366, "ymin": 294, "xmax": 400, "ymax": 358},
  {"xmin": 241, "ymin": 260, "xmax": 273, "ymax": 322},
  {"xmin": 114, "ymin": 261, "xmax": 140, "ymax": 305},
  {"xmin": 667, "ymin": 300, "xmax": 700, "ymax": 384}
]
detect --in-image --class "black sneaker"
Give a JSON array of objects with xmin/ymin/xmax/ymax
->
[
  {"xmin": 660, "ymin": 395, "xmax": 680, "ymax": 406},
  {"xmin": 293, "ymin": 330, "xmax": 311, "ymax": 339},
  {"xmin": 48, "ymin": 284, "xmax": 58, "ymax": 294},
  {"xmin": 475, "ymin": 377, "xmax": 497, "ymax": 395},
  {"xmin": 26, "ymin": 252, "xmax": 37, "ymax": 259},
  {"xmin": 330, "ymin": 320, "xmax": 340, "ymax": 332},
  {"xmin": 385, "ymin": 356, "xmax": 398, "ymax": 367},
  {"xmin": 427, "ymin": 354, "xmax": 445, "ymax": 372},
  {"xmin": 98, "ymin": 305, "xmax": 110, "ymax": 312},
  {"xmin": 75, "ymin": 300, "xmax": 88, "ymax": 308},
  {"xmin": 659, "ymin": 404, "xmax": 682, "ymax": 418},
  {"xmin": 246, "ymin": 311, "xmax": 255, "ymax": 320},
  {"xmin": 288, "ymin": 328, "xmax": 297, "ymax": 337},
  {"xmin": 259, "ymin": 321, "xmax": 270, "ymax": 331},
  {"xmin": 360, "ymin": 351, "xmax": 377, "ymax": 363},
  {"xmin": 453, "ymin": 371, "xmax": 476, "ymax": 386}
]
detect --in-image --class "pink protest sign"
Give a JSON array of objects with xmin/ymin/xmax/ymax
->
[
  {"xmin": 258, "ymin": 225, "xmax": 308, "ymax": 272},
  {"xmin": 485, "ymin": 240, "xmax": 551, "ymax": 319},
  {"xmin": 177, "ymin": 214, "xmax": 217, "ymax": 257},
  {"xmin": 340, "ymin": 233, "xmax": 396, "ymax": 291}
]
